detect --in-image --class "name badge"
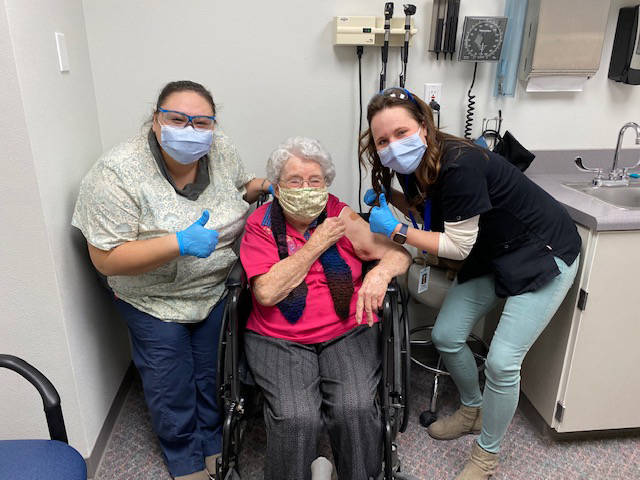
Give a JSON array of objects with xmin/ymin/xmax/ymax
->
[{"xmin": 417, "ymin": 266, "xmax": 431, "ymax": 294}]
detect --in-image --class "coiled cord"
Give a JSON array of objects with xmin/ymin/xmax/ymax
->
[{"xmin": 464, "ymin": 62, "xmax": 478, "ymax": 140}]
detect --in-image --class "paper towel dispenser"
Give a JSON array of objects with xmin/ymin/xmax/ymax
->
[
  {"xmin": 518, "ymin": 0, "xmax": 611, "ymax": 92},
  {"xmin": 608, "ymin": 5, "xmax": 640, "ymax": 85}
]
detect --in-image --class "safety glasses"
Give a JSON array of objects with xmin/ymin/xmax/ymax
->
[{"xmin": 157, "ymin": 108, "xmax": 216, "ymax": 131}]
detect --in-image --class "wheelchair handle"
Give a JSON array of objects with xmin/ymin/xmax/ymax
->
[
  {"xmin": 225, "ymin": 259, "xmax": 247, "ymax": 289},
  {"xmin": 0, "ymin": 354, "xmax": 68, "ymax": 443}
]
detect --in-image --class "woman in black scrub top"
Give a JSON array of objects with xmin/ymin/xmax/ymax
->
[{"xmin": 359, "ymin": 88, "xmax": 581, "ymax": 480}]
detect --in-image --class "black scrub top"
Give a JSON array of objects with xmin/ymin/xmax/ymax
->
[{"xmin": 398, "ymin": 144, "xmax": 581, "ymax": 297}]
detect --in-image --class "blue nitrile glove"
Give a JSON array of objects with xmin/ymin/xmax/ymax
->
[
  {"xmin": 176, "ymin": 210, "xmax": 219, "ymax": 258},
  {"xmin": 364, "ymin": 186, "xmax": 386, "ymax": 206},
  {"xmin": 369, "ymin": 193, "xmax": 401, "ymax": 238},
  {"xmin": 474, "ymin": 136, "xmax": 489, "ymax": 149},
  {"xmin": 268, "ymin": 184, "xmax": 275, "ymax": 196}
]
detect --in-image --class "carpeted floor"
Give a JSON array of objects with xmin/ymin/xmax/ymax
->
[{"xmin": 94, "ymin": 367, "xmax": 640, "ymax": 480}]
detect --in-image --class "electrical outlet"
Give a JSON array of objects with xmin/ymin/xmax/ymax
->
[{"xmin": 424, "ymin": 83, "xmax": 442, "ymax": 105}]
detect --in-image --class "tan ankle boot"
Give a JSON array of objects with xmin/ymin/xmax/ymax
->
[
  {"xmin": 427, "ymin": 404, "xmax": 482, "ymax": 440},
  {"xmin": 455, "ymin": 442, "xmax": 498, "ymax": 480},
  {"xmin": 205, "ymin": 453, "xmax": 220, "ymax": 478},
  {"xmin": 174, "ymin": 469, "xmax": 210, "ymax": 480}
]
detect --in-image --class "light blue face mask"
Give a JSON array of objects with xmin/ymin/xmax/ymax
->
[
  {"xmin": 377, "ymin": 128, "xmax": 427, "ymax": 174},
  {"xmin": 160, "ymin": 124, "xmax": 214, "ymax": 165}
]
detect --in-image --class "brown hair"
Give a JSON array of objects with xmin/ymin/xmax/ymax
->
[{"xmin": 358, "ymin": 89, "xmax": 472, "ymax": 209}]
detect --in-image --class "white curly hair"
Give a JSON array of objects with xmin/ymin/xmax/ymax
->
[{"xmin": 266, "ymin": 137, "xmax": 336, "ymax": 186}]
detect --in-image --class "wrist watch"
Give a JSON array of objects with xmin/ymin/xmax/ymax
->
[{"xmin": 392, "ymin": 223, "xmax": 408, "ymax": 244}]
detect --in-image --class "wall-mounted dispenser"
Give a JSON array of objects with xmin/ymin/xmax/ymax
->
[
  {"xmin": 608, "ymin": 4, "xmax": 640, "ymax": 85},
  {"xmin": 518, "ymin": 0, "xmax": 611, "ymax": 92},
  {"xmin": 494, "ymin": 0, "xmax": 528, "ymax": 97}
]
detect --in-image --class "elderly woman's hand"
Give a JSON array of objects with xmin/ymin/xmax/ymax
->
[
  {"xmin": 308, "ymin": 217, "xmax": 346, "ymax": 252},
  {"xmin": 356, "ymin": 266, "xmax": 392, "ymax": 327}
]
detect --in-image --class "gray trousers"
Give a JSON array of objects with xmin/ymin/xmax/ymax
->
[{"xmin": 244, "ymin": 325, "xmax": 383, "ymax": 480}]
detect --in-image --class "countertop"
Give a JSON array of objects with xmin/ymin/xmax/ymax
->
[{"xmin": 528, "ymin": 173, "xmax": 640, "ymax": 231}]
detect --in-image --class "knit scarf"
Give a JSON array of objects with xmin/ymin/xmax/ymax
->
[{"xmin": 270, "ymin": 198, "xmax": 354, "ymax": 324}]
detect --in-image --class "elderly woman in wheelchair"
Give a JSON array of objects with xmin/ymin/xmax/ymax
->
[{"xmin": 238, "ymin": 137, "xmax": 411, "ymax": 480}]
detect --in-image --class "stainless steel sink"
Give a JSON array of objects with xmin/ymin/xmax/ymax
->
[{"xmin": 563, "ymin": 182, "xmax": 640, "ymax": 210}]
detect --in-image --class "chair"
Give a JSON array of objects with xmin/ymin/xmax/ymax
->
[
  {"xmin": 215, "ymin": 258, "xmax": 415, "ymax": 480},
  {"xmin": 0, "ymin": 354, "xmax": 87, "ymax": 480}
]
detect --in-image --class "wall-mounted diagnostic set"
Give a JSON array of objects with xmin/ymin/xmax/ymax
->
[
  {"xmin": 334, "ymin": 5, "xmax": 418, "ymax": 89},
  {"xmin": 334, "ymin": 13, "xmax": 417, "ymax": 47},
  {"xmin": 334, "ymin": 3, "xmax": 418, "ymax": 211}
]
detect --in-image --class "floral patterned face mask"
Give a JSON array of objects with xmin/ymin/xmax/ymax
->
[{"xmin": 277, "ymin": 186, "xmax": 329, "ymax": 221}]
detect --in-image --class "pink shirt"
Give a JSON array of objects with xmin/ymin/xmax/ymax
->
[{"xmin": 239, "ymin": 194, "xmax": 376, "ymax": 344}]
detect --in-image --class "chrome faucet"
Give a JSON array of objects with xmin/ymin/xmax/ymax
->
[
  {"xmin": 611, "ymin": 122, "xmax": 640, "ymax": 176},
  {"xmin": 575, "ymin": 121, "xmax": 640, "ymax": 187}
]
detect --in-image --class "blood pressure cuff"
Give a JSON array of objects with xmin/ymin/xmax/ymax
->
[{"xmin": 493, "ymin": 130, "xmax": 535, "ymax": 172}]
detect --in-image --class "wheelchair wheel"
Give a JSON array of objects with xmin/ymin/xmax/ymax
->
[
  {"xmin": 217, "ymin": 282, "xmax": 253, "ymax": 479},
  {"xmin": 379, "ymin": 279, "xmax": 412, "ymax": 480}
]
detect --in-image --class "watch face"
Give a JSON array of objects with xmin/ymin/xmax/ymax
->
[{"xmin": 393, "ymin": 233, "xmax": 407, "ymax": 244}]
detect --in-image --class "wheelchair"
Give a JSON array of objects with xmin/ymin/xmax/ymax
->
[{"xmin": 215, "ymin": 258, "xmax": 414, "ymax": 480}]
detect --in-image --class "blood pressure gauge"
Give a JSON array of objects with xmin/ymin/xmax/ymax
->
[{"xmin": 458, "ymin": 16, "xmax": 508, "ymax": 62}]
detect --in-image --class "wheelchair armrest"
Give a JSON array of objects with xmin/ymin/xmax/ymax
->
[
  {"xmin": 385, "ymin": 275, "xmax": 399, "ymax": 294},
  {"xmin": 0, "ymin": 354, "xmax": 68, "ymax": 443},
  {"xmin": 225, "ymin": 259, "xmax": 247, "ymax": 289}
]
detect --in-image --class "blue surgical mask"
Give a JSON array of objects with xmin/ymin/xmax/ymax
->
[
  {"xmin": 377, "ymin": 128, "xmax": 427, "ymax": 174},
  {"xmin": 160, "ymin": 124, "xmax": 214, "ymax": 165}
]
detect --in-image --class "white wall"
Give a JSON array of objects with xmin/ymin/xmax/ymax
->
[
  {"xmin": 0, "ymin": 2, "xmax": 82, "ymax": 444},
  {"xmin": 83, "ymin": 0, "xmax": 640, "ymax": 208},
  {"xmin": 1, "ymin": 0, "xmax": 130, "ymax": 458}
]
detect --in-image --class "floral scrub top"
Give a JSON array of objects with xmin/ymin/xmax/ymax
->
[{"xmin": 72, "ymin": 130, "xmax": 254, "ymax": 322}]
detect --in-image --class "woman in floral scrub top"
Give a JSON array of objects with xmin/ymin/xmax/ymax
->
[{"xmin": 72, "ymin": 80, "xmax": 270, "ymax": 480}]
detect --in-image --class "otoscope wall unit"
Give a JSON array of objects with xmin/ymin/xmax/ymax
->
[{"xmin": 334, "ymin": 16, "xmax": 417, "ymax": 46}]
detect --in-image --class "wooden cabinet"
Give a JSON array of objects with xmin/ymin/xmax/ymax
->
[{"xmin": 521, "ymin": 224, "xmax": 640, "ymax": 432}]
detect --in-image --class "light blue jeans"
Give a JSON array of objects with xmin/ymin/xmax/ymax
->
[{"xmin": 431, "ymin": 256, "xmax": 579, "ymax": 453}]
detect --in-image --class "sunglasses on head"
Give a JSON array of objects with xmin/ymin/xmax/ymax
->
[{"xmin": 378, "ymin": 87, "xmax": 419, "ymax": 107}]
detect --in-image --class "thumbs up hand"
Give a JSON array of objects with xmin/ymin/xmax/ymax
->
[
  {"xmin": 369, "ymin": 193, "xmax": 400, "ymax": 238},
  {"xmin": 176, "ymin": 210, "xmax": 219, "ymax": 258},
  {"xmin": 363, "ymin": 186, "xmax": 386, "ymax": 206}
]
